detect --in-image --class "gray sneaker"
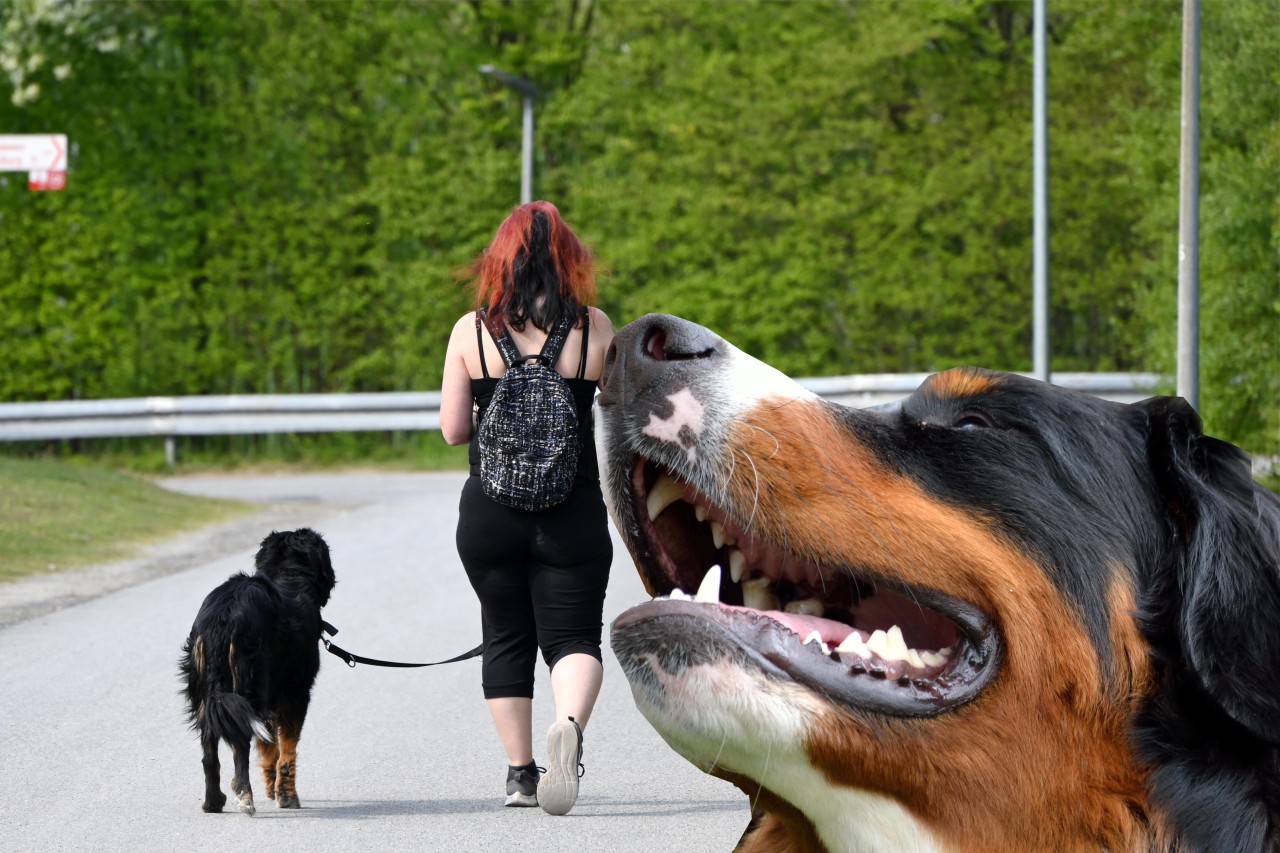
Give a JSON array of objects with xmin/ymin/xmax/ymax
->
[
  {"xmin": 505, "ymin": 761, "xmax": 541, "ymax": 807},
  {"xmin": 538, "ymin": 717, "xmax": 584, "ymax": 815}
]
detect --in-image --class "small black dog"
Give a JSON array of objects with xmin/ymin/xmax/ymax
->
[{"xmin": 179, "ymin": 528, "xmax": 335, "ymax": 816}]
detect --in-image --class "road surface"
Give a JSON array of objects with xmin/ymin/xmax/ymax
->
[{"xmin": 0, "ymin": 471, "xmax": 749, "ymax": 852}]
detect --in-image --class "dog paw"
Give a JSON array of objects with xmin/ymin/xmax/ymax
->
[
  {"xmin": 202, "ymin": 790, "xmax": 227, "ymax": 813},
  {"xmin": 235, "ymin": 792, "xmax": 256, "ymax": 817}
]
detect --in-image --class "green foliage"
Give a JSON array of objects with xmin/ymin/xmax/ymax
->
[{"xmin": 0, "ymin": 0, "xmax": 1275, "ymax": 455}]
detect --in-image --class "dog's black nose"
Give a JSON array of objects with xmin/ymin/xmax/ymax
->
[{"xmin": 599, "ymin": 314, "xmax": 724, "ymax": 404}]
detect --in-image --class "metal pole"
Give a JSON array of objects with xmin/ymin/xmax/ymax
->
[
  {"xmin": 1177, "ymin": 0, "xmax": 1201, "ymax": 409},
  {"xmin": 478, "ymin": 66, "xmax": 541, "ymax": 206},
  {"xmin": 521, "ymin": 94, "xmax": 535, "ymax": 205},
  {"xmin": 1032, "ymin": 0, "xmax": 1051, "ymax": 383}
]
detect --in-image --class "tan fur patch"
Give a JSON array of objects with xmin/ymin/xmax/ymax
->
[{"xmin": 920, "ymin": 368, "xmax": 999, "ymax": 401}]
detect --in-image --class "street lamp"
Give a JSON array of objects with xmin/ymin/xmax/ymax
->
[{"xmin": 479, "ymin": 65, "xmax": 541, "ymax": 205}]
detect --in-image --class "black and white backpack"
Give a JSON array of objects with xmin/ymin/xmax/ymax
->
[{"xmin": 477, "ymin": 309, "xmax": 582, "ymax": 511}]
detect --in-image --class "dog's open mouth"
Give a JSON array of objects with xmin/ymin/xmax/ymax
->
[{"xmin": 613, "ymin": 459, "xmax": 1001, "ymax": 717}]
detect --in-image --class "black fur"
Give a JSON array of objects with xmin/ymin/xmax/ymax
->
[
  {"xmin": 178, "ymin": 528, "xmax": 335, "ymax": 815},
  {"xmin": 1134, "ymin": 398, "xmax": 1280, "ymax": 850}
]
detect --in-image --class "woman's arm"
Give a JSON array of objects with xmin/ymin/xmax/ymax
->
[
  {"xmin": 586, "ymin": 307, "xmax": 616, "ymax": 383},
  {"xmin": 439, "ymin": 313, "xmax": 478, "ymax": 446}
]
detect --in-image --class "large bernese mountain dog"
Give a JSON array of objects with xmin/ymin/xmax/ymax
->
[
  {"xmin": 179, "ymin": 528, "xmax": 335, "ymax": 816},
  {"xmin": 598, "ymin": 314, "xmax": 1279, "ymax": 852}
]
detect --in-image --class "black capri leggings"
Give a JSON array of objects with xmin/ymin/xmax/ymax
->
[{"xmin": 456, "ymin": 476, "xmax": 613, "ymax": 700}]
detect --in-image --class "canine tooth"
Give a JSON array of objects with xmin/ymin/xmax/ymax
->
[
  {"xmin": 907, "ymin": 649, "xmax": 926, "ymax": 669},
  {"xmin": 695, "ymin": 564, "xmax": 722, "ymax": 604},
  {"xmin": 728, "ymin": 549, "xmax": 746, "ymax": 583},
  {"xmin": 710, "ymin": 521, "xmax": 726, "ymax": 549},
  {"xmin": 647, "ymin": 473, "xmax": 685, "ymax": 522},
  {"xmin": 803, "ymin": 631, "xmax": 823, "ymax": 646},
  {"xmin": 694, "ymin": 503, "xmax": 709, "ymax": 522},
  {"xmin": 866, "ymin": 629, "xmax": 901, "ymax": 660},
  {"xmin": 882, "ymin": 625, "xmax": 912, "ymax": 662},
  {"xmin": 835, "ymin": 632, "xmax": 870, "ymax": 657},
  {"xmin": 920, "ymin": 651, "xmax": 946, "ymax": 667},
  {"xmin": 742, "ymin": 577, "xmax": 780, "ymax": 611},
  {"xmin": 784, "ymin": 597, "xmax": 825, "ymax": 617}
]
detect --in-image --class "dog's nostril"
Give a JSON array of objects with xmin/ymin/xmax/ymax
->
[
  {"xmin": 644, "ymin": 328, "xmax": 669, "ymax": 361},
  {"xmin": 640, "ymin": 324, "xmax": 715, "ymax": 362}
]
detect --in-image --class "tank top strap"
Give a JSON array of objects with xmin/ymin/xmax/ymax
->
[
  {"xmin": 577, "ymin": 306, "xmax": 590, "ymax": 380},
  {"xmin": 475, "ymin": 309, "xmax": 491, "ymax": 379}
]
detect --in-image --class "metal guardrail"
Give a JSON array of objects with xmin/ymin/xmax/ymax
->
[
  {"xmin": 0, "ymin": 373, "xmax": 1164, "ymax": 466},
  {"xmin": 798, "ymin": 372, "xmax": 1163, "ymax": 409}
]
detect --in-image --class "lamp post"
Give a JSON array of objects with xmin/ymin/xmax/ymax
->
[
  {"xmin": 1176, "ymin": 0, "xmax": 1201, "ymax": 410},
  {"xmin": 1032, "ymin": 0, "xmax": 1051, "ymax": 383},
  {"xmin": 479, "ymin": 65, "xmax": 541, "ymax": 205}
]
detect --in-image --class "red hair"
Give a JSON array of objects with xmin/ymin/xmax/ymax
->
[{"xmin": 470, "ymin": 201, "xmax": 597, "ymax": 332}]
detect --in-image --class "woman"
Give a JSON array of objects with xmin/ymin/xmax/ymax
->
[{"xmin": 440, "ymin": 201, "xmax": 616, "ymax": 816}]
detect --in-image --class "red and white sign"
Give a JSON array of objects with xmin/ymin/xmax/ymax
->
[
  {"xmin": 28, "ymin": 170, "xmax": 67, "ymax": 192},
  {"xmin": 0, "ymin": 134, "xmax": 68, "ymax": 172}
]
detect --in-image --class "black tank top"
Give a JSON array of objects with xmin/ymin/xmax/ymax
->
[{"xmin": 467, "ymin": 308, "xmax": 600, "ymax": 484}]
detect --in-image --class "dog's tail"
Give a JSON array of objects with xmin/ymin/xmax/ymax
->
[
  {"xmin": 185, "ymin": 628, "xmax": 274, "ymax": 746},
  {"xmin": 206, "ymin": 692, "xmax": 273, "ymax": 745}
]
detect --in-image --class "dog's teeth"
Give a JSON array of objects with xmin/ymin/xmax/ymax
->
[
  {"xmin": 920, "ymin": 650, "xmax": 946, "ymax": 667},
  {"xmin": 939, "ymin": 646, "xmax": 954, "ymax": 658},
  {"xmin": 821, "ymin": 642, "xmax": 832, "ymax": 655},
  {"xmin": 866, "ymin": 629, "xmax": 891, "ymax": 659},
  {"xmin": 835, "ymin": 632, "xmax": 871, "ymax": 657},
  {"xmin": 907, "ymin": 649, "xmax": 926, "ymax": 669},
  {"xmin": 784, "ymin": 597, "xmax": 825, "ymax": 617},
  {"xmin": 646, "ymin": 473, "xmax": 685, "ymax": 522},
  {"xmin": 668, "ymin": 588, "xmax": 692, "ymax": 601},
  {"xmin": 803, "ymin": 631, "xmax": 823, "ymax": 646},
  {"xmin": 742, "ymin": 577, "xmax": 780, "ymax": 611},
  {"xmin": 710, "ymin": 521, "xmax": 726, "ymax": 549},
  {"xmin": 727, "ymin": 549, "xmax": 747, "ymax": 583},
  {"xmin": 695, "ymin": 564, "xmax": 722, "ymax": 604},
  {"xmin": 694, "ymin": 503, "xmax": 709, "ymax": 522},
  {"xmin": 881, "ymin": 625, "xmax": 911, "ymax": 662}
]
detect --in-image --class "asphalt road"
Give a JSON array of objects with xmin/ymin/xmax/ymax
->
[{"xmin": 0, "ymin": 471, "xmax": 749, "ymax": 852}]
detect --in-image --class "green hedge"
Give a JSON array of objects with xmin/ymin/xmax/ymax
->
[{"xmin": 0, "ymin": 0, "xmax": 1274, "ymax": 455}]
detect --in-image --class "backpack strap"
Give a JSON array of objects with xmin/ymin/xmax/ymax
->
[
  {"xmin": 480, "ymin": 308, "xmax": 526, "ymax": 370},
  {"xmin": 576, "ymin": 307, "xmax": 590, "ymax": 380},
  {"xmin": 537, "ymin": 312, "xmax": 576, "ymax": 367}
]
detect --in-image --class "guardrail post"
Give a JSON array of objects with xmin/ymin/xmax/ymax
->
[{"xmin": 165, "ymin": 436, "xmax": 176, "ymax": 468}]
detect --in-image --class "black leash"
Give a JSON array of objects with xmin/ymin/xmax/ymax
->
[{"xmin": 321, "ymin": 621, "xmax": 483, "ymax": 669}]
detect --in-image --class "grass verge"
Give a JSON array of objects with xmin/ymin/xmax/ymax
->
[{"xmin": 0, "ymin": 457, "xmax": 251, "ymax": 583}]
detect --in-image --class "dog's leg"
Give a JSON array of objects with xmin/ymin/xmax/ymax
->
[
  {"xmin": 257, "ymin": 733, "xmax": 280, "ymax": 801},
  {"xmin": 274, "ymin": 713, "xmax": 305, "ymax": 809},
  {"xmin": 229, "ymin": 737, "xmax": 256, "ymax": 816},
  {"xmin": 200, "ymin": 727, "xmax": 227, "ymax": 813}
]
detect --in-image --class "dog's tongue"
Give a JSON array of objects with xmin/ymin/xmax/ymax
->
[{"xmin": 723, "ymin": 604, "xmax": 853, "ymax": 645}]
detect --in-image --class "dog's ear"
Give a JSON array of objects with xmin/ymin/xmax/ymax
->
[
  {"xmin": 255, "ymin": 529, "xmax": 286, "ymax": 575},
  {"xmin": 1142, "ymin": 396, "xmax": 1280, "ymax": 743},
  {"xmin": 296, "ymin": 528, "xmax": 336, "ymax": 605}
]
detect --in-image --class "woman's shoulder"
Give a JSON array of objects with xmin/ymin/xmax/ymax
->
[
  {"xmin": 451, "ymin": 310, "xmax": 482, "ymax": 334},
  {"xmin": 587, "ymin": 306, "xmax": 615, "ymax": 332}
]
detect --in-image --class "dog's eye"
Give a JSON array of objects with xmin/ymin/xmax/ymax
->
[{"xmin": 954, "ymin": 414, "xmax": 992, "ymax": 430}]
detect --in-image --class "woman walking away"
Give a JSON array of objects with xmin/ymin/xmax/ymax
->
[{"xmin": 440, "ymin": 201, "xmax": 616, "ymax": 816}]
